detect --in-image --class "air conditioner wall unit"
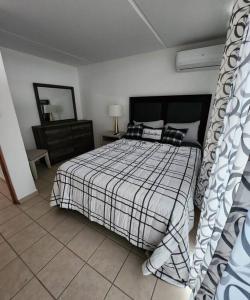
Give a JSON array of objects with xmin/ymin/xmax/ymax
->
[{"xmin": 176, "ymin": 44, "xmax": 224, "ymax": 71}]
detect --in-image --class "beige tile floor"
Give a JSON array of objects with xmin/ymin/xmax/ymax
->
[{"xmin": 0, "ymin": 162, "xmax": 196, "ymax": 300}]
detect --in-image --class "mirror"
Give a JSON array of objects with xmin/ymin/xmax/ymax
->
[{"xmin": 33, "ymin": 83, "xmax": 77, "ymax": 124}]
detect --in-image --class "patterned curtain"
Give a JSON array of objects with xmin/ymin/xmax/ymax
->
[
  {"xmin": 195, "ymin": 162, "xmax": 250, "ymax": 299},
  {"xmin": 215, "ymin": 207, "xmax": 250, "ymax": 300},
  {"xmin": 189, "ymin": 13, "xmax": 250, "ymax": 298},
  {"xmin": 195, "ymin": 0, "xmax": 250, "ymax": 209}
]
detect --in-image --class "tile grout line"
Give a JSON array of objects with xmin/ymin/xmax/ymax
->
[
  {"xmin": 54, "ymin": 235, "xmax": 130, "ymax": 299},
  {"xmin": 1, "ymin": 185, "xmax": 152, "ymax": 300},
  {"xmin": 150, "ymin": 278, "xmax": 158, "ymax": 300},
  {"xmin": 0, "ymin": 188, "xmax": 12, "ymax": 201},
  {"xmin": 5, "ymin": 208, "xmax": 67, "ymax": 257},
  {"xmin": 104, "ymin": 247, "xmax": 134, "ymax": 300},
  {"xmin": 0, "ymin": 205, "xmax": 75, "ymax": 299},
  {"xmin": 0, "ymin": 193, "xmax": 49, "ymax": 232},
  {"xmin": 61, "ymin": 233, "xmax": 136, "ymax": 299},
  {"xmin": 55, "ymin": 262, "xmax": 87, "ymax": 299},
  {"xmin": 30, "ymin": 207, "xmax": 145, "ymax": 299},
  {"xmin": 1, "ymin": 210, "xmax": 145, "ymax": 300},
  {"xmin": 0, "ymin": 232, "xmax": 57, "ymax": 300},
  {"xmin": 0, "ymin": 206, "xmax": 23, "ymax": 226},
  {"xmin": 1, "ymin": 199, "xmax": 53, "ymax": 241}
]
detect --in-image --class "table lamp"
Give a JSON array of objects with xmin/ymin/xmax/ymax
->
[
  {"xmin": 108, "ymin": 104, "xmax": 122, "ymax": 135},
  {"xmin": 44, "ymin": 104, "xmax": 60, "ymax": 121}
]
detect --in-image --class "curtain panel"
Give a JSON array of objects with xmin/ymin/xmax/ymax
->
[
  {"xmin": 215, "ymin": 207, "xmax": 250, "ymax": 300},
  {"xmin": 195, "ymin": 0, "xmax": 250, "ymax": 209},
  {"xmin": 190, "ymin": 13, "xmax": 250, "ymax": 298},
  {"xmin": 196, "ymin": 162, "xmax": 250, "ymax": 299}
]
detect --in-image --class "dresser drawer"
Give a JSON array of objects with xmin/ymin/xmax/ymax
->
[
  {"xmin": 32, "ymin": 120, "xmax": 94, "ymax": 165},
  {"xmin": 71, "ymin": 123, "xmax": 92, "ymax": 135},
  {"xmin": 47, "ymin": 137, "xmax": 73, "ymax": 150},
  {"xmin": 45, "ymin": 126, "xmax": 71, "ymax": 141},
  {"xmin": 49, "ymin": 147, "xmax": 74, "ymax": 163}
]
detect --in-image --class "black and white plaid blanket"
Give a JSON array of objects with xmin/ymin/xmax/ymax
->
[{"xmin": 51, "ymin": 139, "xmax": 201, "ymax": 286}]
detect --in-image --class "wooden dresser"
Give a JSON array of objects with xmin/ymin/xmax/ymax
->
[{"xmin": 32, "ymin": 120, "xmax": 94, "ymax": 164}]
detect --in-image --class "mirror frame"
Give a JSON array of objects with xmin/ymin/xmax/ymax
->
[{"xmin": 33, "ymin": 82, "xmax": 78, "ymax": 125}]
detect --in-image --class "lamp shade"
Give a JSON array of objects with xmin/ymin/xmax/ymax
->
[
  {"xmin": 44, "ymin": 104, "xmax": 61, "ymax": 113},
  {"xmin": 108, "ymin": 104, "xmax": 122, "ymax": 117}
]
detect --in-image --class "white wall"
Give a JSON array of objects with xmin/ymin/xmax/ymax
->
[
  {"xmin": 1, "ymin": 47, "xmax": 84, "ymax": 149},
  {"xmin": 78, "ymin": 48, "xmax": 219, "ymax": 146},
  {"xmin": 0, "ymin": 51, "xmax": 36, "ymax": 200}
]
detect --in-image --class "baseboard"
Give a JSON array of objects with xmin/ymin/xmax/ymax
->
[{"xmin": 19, "ymin": 190, "xmax": 39, "ymax": 203}]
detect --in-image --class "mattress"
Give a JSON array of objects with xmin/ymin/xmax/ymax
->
[{"xmin": 51, "ymin": 138, "xmax": 201, "ymax": 286}]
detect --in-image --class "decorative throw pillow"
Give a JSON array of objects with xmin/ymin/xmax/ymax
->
[
  {"xmin": 161, "ymin": 126, "xmax": 187, "ymax": 146},
  {"xmin": 124, "ymin": 123, "xmax": 143, "ymax": 140},
  {"xmin": 142, "ymin": 127, "xmax": 163, "ymax": 142},
  {"xmin": 164, "ymin": 120, "xmax": 200, "ymax": 142}
]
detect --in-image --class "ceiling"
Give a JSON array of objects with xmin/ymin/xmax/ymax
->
[{"xmin": 0, "ymin": 0, "xmax": 233, "ymax": 66}]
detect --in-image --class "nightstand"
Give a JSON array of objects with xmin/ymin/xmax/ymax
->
[{"xmin": 102, "ymin": 131, "xmax": 125, "ymax": 145}]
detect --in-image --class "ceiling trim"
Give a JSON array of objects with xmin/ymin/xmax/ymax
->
[
  {"xmin": 0, "ymin": 28, "xmax": 91, "ymax": 63},
  {"xmin": 127, "ymin": 0, "xmax": 167, "ymax": 48}
]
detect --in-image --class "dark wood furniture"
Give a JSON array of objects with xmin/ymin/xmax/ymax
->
[
  {"xmin": 32, "ymin": 120, "xmax": 94, "ymax": 164},
  {"xmin": 102, "ymin": 131, "xmax": 125, "ymax": 145},
  {"xmin": 33, "ymin": 83, "xmax": 77, "ymax": 125},
  {"xmin": 129, "ymin": 94, "xmax": 212, "ymax": 144}
]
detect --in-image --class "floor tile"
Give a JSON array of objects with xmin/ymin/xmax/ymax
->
[
  {"xmin": 60, "ymin": 264, "xmax": 111, "ymax": 300},
  {"xmin": 67, "ymin": 226, "xmax": 105, "ymax": 261},
  {"xmin": 0, "ymin": 180, "xmax": 11, "ymax": 199},
  {"xmin": 152, "ymin": 279, "xmax": 191, "ymax": 300},
  {"xmin": 37, "ymin": 247, "xmax": 84, "ymax": 298},
  {"xmin": 106, "ymin": 231, "xmax": 132, "ymax": 250},
  {"xmin": 50, "ymin": 215, "xmax": 85, "ymax": 244},
  {"xmin": 35, "ymin": 178, "xmax": 50, "ymax": 190},
  {"xmin": 0, "ymin": 234, "xmax": 4, "ymax": 244},
  {"xmin": 0, "ymin": 212, "xmax": 33, "ymax": 238},
  {"xmin": 0, "ymin": 257, "xmax": 33, "ymax": 300},
  {"xmin": 26, "ymin": 200, "xmax": 51, "ymax": 220},
  {"xmin": 12, "ymin": 277, "xmax": 53, "ymax": 300},
  {"xmin": 106, "ymin": 286, "xmax": 131, "ymax": 300},
  {"xmin": 21, "ymin": 234, "xmax": 63, "ymax": 273},
  {"xmin": 41, "ymin": 171, "xmax": 56, "ymax": 183},
  {"xmin": 37, "ymin": 207, "xmax": 67, "ymax": 231},
  {"xmin": 0, "ymin": 241, "xmax": 17, "ymax": 270},
  {"xmin": 20, "ymin": 195, "xmax": 44, "ymax": 211},
  {"xmin": 67, "ymin": 209, "xmax": 89, "ymax": 224},
  {"xmin": 8, "ymin": 222, "xmax": 46, "ymax": 254},
  {"xmin": 36, "ymin": 163, "xmax": 55, "ymax": 176},
  {"xmin": 0, "ymin": 205, "xmax": 21, "ymax": 225},
  {"xmin": 131, "ymin": 245, "xmax": 148, "ymax": 259},
  {"xmin": 37, "ymin": 181, "xmax": 53, "ymax": 199},
  {"xmin": 0, "ymin": 194, "xmax": 12, "ymax": 210},
  {"xmin": 89, "ymin": 238, "xmax": 128, "ymax": 281},
  {"xmin": 115, "ymin": 253, "xmax": 157, "ymax": 300},
  {"xmin": 87, "ymin": 220, "xmax": 111, "ymax": 235}
]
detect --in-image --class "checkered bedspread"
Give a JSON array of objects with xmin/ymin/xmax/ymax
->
[{"xmin": 51, "ymin": 139, "xmax": 201, "ymax": 286}]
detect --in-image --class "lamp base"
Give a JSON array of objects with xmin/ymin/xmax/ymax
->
[{"xmin": 113, "ymin": 117, "xmax": 119, "ymax": 135}]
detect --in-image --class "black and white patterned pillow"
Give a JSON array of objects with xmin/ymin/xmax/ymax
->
[
  {"xmin": 124, "ymin": 123, "xmax": 143, "ymax": 140},
  {"xmin": 161, "ymin": 126, "xmax": 187, "ymax": 146},
  {"xmin": 142, "ymin": 127, "xmax": 163, "ymax": 142}
]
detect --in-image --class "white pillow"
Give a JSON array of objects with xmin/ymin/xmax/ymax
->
[
  {"xmin": 134, "ymin": 120, "xmax": 164, "ymax": 128},
  {"xmin": 165, "ymin": 121, "xmax": 200, "ymax": 142}
]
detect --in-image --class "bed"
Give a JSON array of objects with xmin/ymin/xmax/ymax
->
[{"xmin": 51, "ymin": 94, "xmax": 211, "ymax": 287}]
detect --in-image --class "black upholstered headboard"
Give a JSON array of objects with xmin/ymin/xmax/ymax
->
[{"xmin": 129, "ymin": 94, "xmax": 212, "ymax": 144}]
